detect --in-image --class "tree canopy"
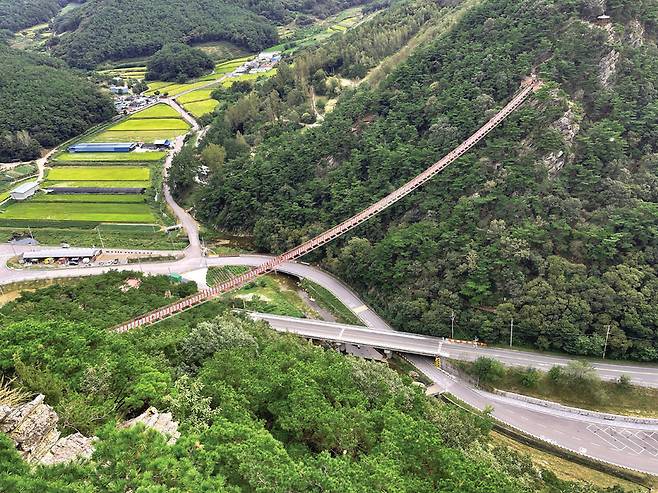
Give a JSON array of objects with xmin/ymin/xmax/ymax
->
[
  {"xmin": 0, "ymin": 43, "xmax": 114, "ymax": 161},
  {"xmin": 146, "ymin": 43, "xmax": 215, "ymax": 82}
]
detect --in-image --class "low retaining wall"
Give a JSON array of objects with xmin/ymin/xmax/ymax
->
[{"xmin": 493, "ymin": 389, "xmax": 658, "ymax": 426}]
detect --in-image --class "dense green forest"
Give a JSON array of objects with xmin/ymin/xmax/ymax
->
[
  {"xmin": 0, "ymin": 0, "xmax": 75, "ymax": 32},
  {"xmin": 0, "ymin": 43, "xmax": 114, "ymax": 162},
  {"xmin": 0, "ymin": 274, "xmax": 627, "ymax": 491},
  {"xmin": 146, "ymin": 43, "xmax": 214, "ymax": 82},
  {"xmin": 49, "ymin": 0, "xmax": 380, "ymax": 68},
  {"xmin": 194, "ymin": 0, "xmax": 658, "ymax": 362}
]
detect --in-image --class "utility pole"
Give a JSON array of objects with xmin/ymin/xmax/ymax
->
[
  {"xmin": 450, "ymin": 310, "xmax": 456, "ymax": 339},
  {"xmin": 509, "ymin": 318, "xmax": 514, "ymax": 348},
  {"xmin": 603, "ymin": 325, "xmax": 611, "ymax": 359}
]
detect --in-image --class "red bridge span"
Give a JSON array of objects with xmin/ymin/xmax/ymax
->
[{"xmin": 115, "ymin": 78, "xmax": 542, "ymax": 333}]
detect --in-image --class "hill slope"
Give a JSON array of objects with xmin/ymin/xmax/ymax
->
[
  {"xmin": 50, "ymin": 0, "xmax": 378, "ymax": 68},
  {"xmin": 0, "ymin": 0, "xmax": 73, "ymax": 32},
  {"xmin": 0, "ymin": 44, "xmax": 114, "ymax": 161},
  {"xmin": 196, "ymin": 0, "xmax": 658, "ymax": 362}
]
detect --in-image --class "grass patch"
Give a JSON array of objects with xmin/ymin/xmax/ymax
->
[
  {"xmin": 130, "ymin": 104, "xmax": 181, "ymax": 119},
  {"xmin": 300, "ymin": 279, "xmax": 363, "ymax": 325},
  {"xmin": 456, "ymin": 359, "xmax": 658, "ymax": 418},
  {"xmin": 0, "ymin": 202, "xmax": 157, "ymax": 223},
  {"xmin": 31, "ymin": 194, "xmax": 146, "ymax": 203},
  {"xmin": 183, "ymin": 99, "xmax": 219, "ymax": 118},
  {"xmin": 208, "ymin": 267, "xmax": 315, "ymax": 318},
  {"xmin": 490, "ymin": 432, "xmax": 646, "ymax": 491},
  {"xmin": 109, "ymin": 118, "xmax": 189, "ymax": 131},
  {"xmin": 54, "ymin": 152, "xmax": 166, "ymax": 162},
  {"xmin": 47, "ymin": 166, "xmax": 150, "ymax": 182}
]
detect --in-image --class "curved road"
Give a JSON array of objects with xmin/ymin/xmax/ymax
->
[{"xmin": 2, "ymin": 99, "xmax": 658, "ymax": 475}]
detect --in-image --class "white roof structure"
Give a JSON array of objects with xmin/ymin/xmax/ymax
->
[
  {"xmin": 22, "ymin": 248, "xmax": 101, "ymax": 260},
  {"xmin": 11, "ymin": 181, "xmax": 39, "ymax": 194}
]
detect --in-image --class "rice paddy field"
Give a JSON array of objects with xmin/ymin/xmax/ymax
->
[
  {"xmin": 0, "ymin": 201, "xmax": 157, "ymax": 224},
  {"xmin": 31, "ymin": 194, "xmax": 147, "ymax": 203},
  {"xmin": 54, "ymin": 152, "xmax": 166, "ymax": 162},
  {"xmin": 182, "ymin": 100, "xmax": 220, "ymax": 118},
  {"xmin": 47, "ymin": 166, "xmax": 150, "ymax": 182},
  {"xmin": 43, "ymin": 180, "xmax": 151, "ymax": 189},
  {"xmin": 131, "ymin": 104, "xmax": 181, "ymax": 118}
]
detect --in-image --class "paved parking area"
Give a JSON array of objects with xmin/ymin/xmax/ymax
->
[{"xmin": 587, "ymin": 424, "xmax": 658, "ymax": 457}]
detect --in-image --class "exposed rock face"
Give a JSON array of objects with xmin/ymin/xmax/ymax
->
[
  {"xmin": 626, "ymin": 20, "xmax": 645, "ymax": 48},
  {"xmin": 0, "ymin": 395, "xmax": 62, "ymax": 463},
  {"xmin": 121, "ymin": 407, "xmax": 180, "ymax": 445},
  {"xmin": 599, "ymin": 49, "xmax": 620, "ymax": 88},
  {"xmin": 1, "ymin": 395, "xmax": 179, "ymax": 466},
  {"xmin": 542, "ymin": 100, "xmax": 582, "ymax": 177}
]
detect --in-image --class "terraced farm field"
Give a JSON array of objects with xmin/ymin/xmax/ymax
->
[
  {"xmin": 131, "ymin": 104, "xmax": 181, "ymax": 118},
  {"xmin": 31, "ymin": 194, "xmax": 147, "ymax": 203},
  {"xmin": 47, "ymin": 166, "xmax": 150, "ymax": 182},
  {"xmin": 54, "ymin": 152, "xmax": 166, "ymax": 162},
  {"xmin": 43, "ymin": 180, "xmax": 151, "ymax": 188},
  {"xmin": 0, "ymin": 201, "xmax": 156, "ymax": 223},
  {"xmin": 183, "ymin": 100, "xmax": 220, "ymax": 118},
  {"xmin": 110, "ymin": 118, "xmax": 189, "ymax": 131},
  {"xmin": 88, "ymin": 131, "xmax": 187, "ymax": 143},
  {"xmin": 176, "ymin": 90, "xmax": 215, "ymax": 104}
]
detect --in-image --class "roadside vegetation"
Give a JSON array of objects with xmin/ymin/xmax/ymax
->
[
  {"xmin": 0, "ymin": 273, "xmax": 633, "ymax": 492},
  {"xmin": 460, "ymin": 357, "xmax": 658, "ymax": 418}
]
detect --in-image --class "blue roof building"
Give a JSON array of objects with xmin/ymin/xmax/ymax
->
[{"xmin": 68, "ymin": 142, "xmax": 137, "ymax": 153}]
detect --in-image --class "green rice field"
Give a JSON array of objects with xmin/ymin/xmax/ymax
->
[
  {"xmin": 222, "ymin": 69, "xmax": 277, "ymax": 87},
  {"xmin": 131, "ymin": 104, "xmax": 181, "ymax": 118},
  {"xmin": 31, "ymin": 194, "xmax": 146, "ymax": 203},
  {"xmin": 43, "ymin": 180, "xmax": 151, "ymax": 189},
  {"xmin": 54, "ymin": 152, "xmax": 166, "ymax": 162},
  {"xmin": 88, "ymin": 130, "xmax": 187, "ymax": 143},
  {"xmin": 145, "ymin": 80, "xmax": 210, "ymax": 97},
  {"xmin": 183, "ymin": 99, "xmax": 220, "ymax": 118},
  {"xmin": 47, "ymin": 166, "xmax": 150, "ymax": 182},
  {"xmin": 176, "ymin": 90, "xmax": 215, "ymax": 104},
  {"xmin": 0, "ymin": 201, "xmax": 157, "ymax": 223},
  {"xmin": 109, "ymin": 118, "xmax": 189, "ymax": 131}
]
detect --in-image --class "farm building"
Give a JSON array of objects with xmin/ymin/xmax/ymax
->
[
  {"xmin": 153, "ymin": 139, "xmax": 172, "ymax": 149},
  {"xmin": 10, "ymin": 181, "xmax": 39, "ymax": 201},
  {"xmin": 21, "ymin": 248, "xmax": 101, "ymax": 264},
  {"xmin": 68, "ymin": 143, "xmax": 137, "ymax": 153}
]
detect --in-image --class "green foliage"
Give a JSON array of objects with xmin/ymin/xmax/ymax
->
[
  {"xmin": 0, "ymin": 277, "xmax": 626, "ymax": 491},
  {"xmin": 195, "ymin": 0, "xmax": 658, "ymax": 362},
  {"xmin": 473, "ymin": 357, "xmax": 506, "ymax": 386},
  {"xmin": 146, "ymin": 43, "xmax": 215, "ymax": 82},
  {"xmin": 0, "ymin": 44, "xmax": 115, "ymax": 162},
  {"xmin": 0, "ymin": 0, "xmax": 65, "ymax": 32}
]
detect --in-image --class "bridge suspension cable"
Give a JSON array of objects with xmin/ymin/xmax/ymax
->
[{"xmin": 115, "ymin": 78, "xmax": 542, "ymax": 333}]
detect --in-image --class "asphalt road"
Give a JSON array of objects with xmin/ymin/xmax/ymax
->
[{"xmin": 245, "ymin": 313, "xmax": 658, "ymax": 388}]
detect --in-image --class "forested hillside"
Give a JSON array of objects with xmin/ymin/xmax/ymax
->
[
  {"xmin": 196, "ymin": 0, "xmax": 658, "ymax": 362},
  {"xmin": 0, "ymin": 43, "xmax": 114, "ymax": 162},
  {"xmin": 0, "ymin": 274, "xmax": 625, "ymax": 491},
  {"xmin": 50, "ymin": 0, "xmax": 379, "ymax": 68},
  {"xmin": 0, "ymin": 0, "xmax": 74, "ymax": 32}
]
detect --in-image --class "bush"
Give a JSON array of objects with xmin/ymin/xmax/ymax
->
[
  {"xmin": 520, "ymin": 367, "xmax": 540, "ymax": 388},
  {"xmin": 547, "ymin": 365, "xmax": 563, "ymax": 383},
  {"xmin": 617, "ymin": 374, "xmax": 632, "ymax": 390},
  {"xmin": 473, "ymin": 357, "xmax": 506, "ymax": 386}
]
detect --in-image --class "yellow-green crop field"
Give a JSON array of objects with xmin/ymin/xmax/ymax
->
[
  {"xmin": 176, "ymin": 90, "xmax": 215, "ymax": 104},
  {"xmin": 109, "ymin": 118, "xmax": 189, "ymax": 131},
  {"xmin": 183, "ymin": 99, "xmax": 220, "ymax": 118},
  {"xmin": 0, "ymin": 201, "xmax": 157, "ymax": 223},
  {"xmin": 47, "ymin": 166, "xmax": 150, "ymax": 182},
  {"xmin": 54, "ymin": 152, "xmax": 166, "ymax": 162},
  {"xmin": 89, "ymin": 130, "xmax": 187, "ymax": 143},
  {"xmin": 131, "ymin": 104, "xmax": 181, "ymax": 118}
]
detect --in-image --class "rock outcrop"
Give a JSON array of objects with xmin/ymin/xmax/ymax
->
[
  {"xmin": 121, "ymin": 407, "xmax": 180, "ymax": 445},
  {"xmin": 1, "ymin": 395, "xmax": 179, "ymax": 466}
]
